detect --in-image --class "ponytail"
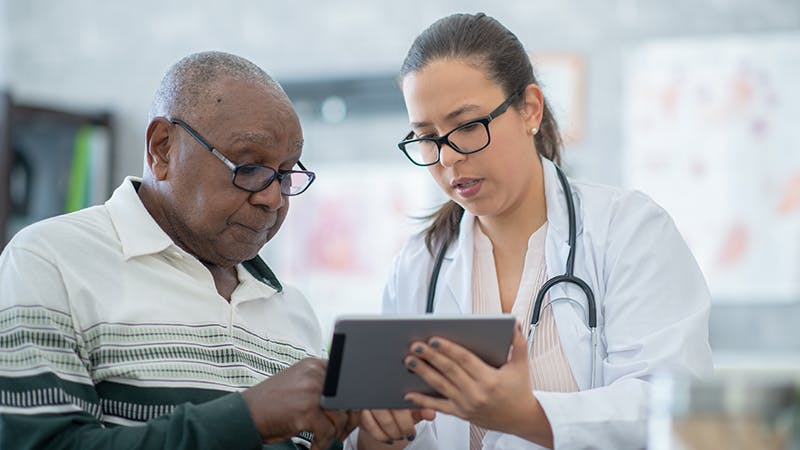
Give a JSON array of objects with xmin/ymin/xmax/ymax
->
[{"xmin": 402, "ymin": 13, "xmax": 563, "ymax": 254}]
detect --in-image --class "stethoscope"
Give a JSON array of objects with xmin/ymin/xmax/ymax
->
[{"xmin": 425, "ymin": 164, "xmax": 598, "ymax": 388}]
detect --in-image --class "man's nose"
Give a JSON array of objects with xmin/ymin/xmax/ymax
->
[{"xmin": 248, "ymin": 179, "xmax": 285, "ymax": 210}]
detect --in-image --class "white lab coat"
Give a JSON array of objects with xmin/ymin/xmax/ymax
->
[{"xmin": 347, "ymin": 158, "xmax": 712, "ymax": 449}]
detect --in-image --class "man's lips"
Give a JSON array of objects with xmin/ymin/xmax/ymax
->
[
  {"xmin": 238, "ymin": 223, "xmax": 266, "ymax": 234},
  {"xmin": 233, "ymin": 216, "xmax": 277, "ymax": 234}
]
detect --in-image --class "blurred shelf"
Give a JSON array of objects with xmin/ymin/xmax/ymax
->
[{"xmin": 713, "ymin": 351, "xmax": 800, "ymax": 378}]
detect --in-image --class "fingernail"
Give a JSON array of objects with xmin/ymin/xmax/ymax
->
[
  {"xmin": 407, "ymin": 434, "xmax": 416, "ymax": 441},
  {"xmin": 406, "ymin": 358, "xmax": 417, "ymax": 369},
  {"xmin": 385, "ymin": 439, "xmax": 394, "ymax": 445},
  {"xmin": 414, "ymin": 345, "xmax": 424, "ymax": 354},
  {"xmin": 430, "ymin": 339, "xmax": 440, "ymax": 348}
]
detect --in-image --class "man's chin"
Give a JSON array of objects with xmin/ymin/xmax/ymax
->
[
  {"xmin": 211, "ymin": 229, "xmax": 276, "ymax": 266},
  {"xmin": 194, "ymin": 243, "xmax": 261, "ymax": 269},
  {"xmin": 230, "ymin": 240, "xmax": 269, "ymax": 263},
  {"xmin": 218, "ymin": 247, "xmax": 261, "ymax": 266}
]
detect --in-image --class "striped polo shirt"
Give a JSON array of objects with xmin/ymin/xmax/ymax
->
[{"xmin": 0, "ymin": 177, "xmax": 323, "ymax": 449}]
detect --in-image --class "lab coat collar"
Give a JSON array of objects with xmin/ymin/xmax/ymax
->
[
  {"xmin": 542, "ymin": 158, "xmax": 584, "ymax": 300},
  {"xmin": 437, "ymin": 211, "xmax": 476, "ymax": 314},
  {"xmin": 542, "ymin": 157, "xmax": 583, "ymax": 243},
  {"xmin": 541, "ymin": 160, "xmax": 595, "ymax": 390}
]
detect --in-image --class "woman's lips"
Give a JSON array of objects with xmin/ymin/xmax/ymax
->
[{"xmin": 451, "ymin": 177, "xmax": 483, "ymax": 198}]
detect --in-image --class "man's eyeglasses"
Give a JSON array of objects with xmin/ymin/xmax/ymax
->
[
  {"xmin": 170, "ymin": 118, "xmax": 315, "ymax": 196},
  {"xmin": 397, "ymin": 93, "xmax": 519, "ymax": 166}
]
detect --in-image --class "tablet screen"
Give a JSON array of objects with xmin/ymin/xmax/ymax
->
[{"xmin": 320, "ymin": 315, "xmax": 515, "ymax": 410}]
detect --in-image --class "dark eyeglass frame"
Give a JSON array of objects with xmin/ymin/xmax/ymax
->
[
  {"xmin": 169, "ymin": 118, "xmax": 315, "ymax": 196},
  {"xmin": 397, "ymin": 92, "xmax": 520, "ymax": 167}
]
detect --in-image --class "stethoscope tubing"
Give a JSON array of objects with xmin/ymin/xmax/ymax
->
[{"xmin": 426, "ymin": 163, "xmax": 598, "ymax": 388}]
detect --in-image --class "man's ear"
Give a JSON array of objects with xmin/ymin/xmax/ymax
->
[
  {"xmin": 520, "ymin": 83, "xmax": 544, "ymax": 133},
  {"xmin": 145, "ymin": 117, "xmax": 173, "ymax": 180}
]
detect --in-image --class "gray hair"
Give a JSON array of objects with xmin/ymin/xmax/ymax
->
[{"xmin": 148, "ymin": 51, "xmax": 285, "ymax": 121}]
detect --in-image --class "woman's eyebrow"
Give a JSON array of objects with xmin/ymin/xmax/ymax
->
[{"xmin": 410, "ymin": 103, "xmax": 481, "ymax": 129}]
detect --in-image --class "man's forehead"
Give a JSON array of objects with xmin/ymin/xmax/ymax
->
[
  {"xmin": 188, "ymin": 79, "xmax": 284, "ymax": 116},
  {"xmin": 200, "ymin": 81, "xmax": 300, "ymax": 130},
  {"xmin": 206, "ymin": 77, "xmax": 285, "ymax": 103},
  {"xmin": 228, "ymin": 129, "xmax": 304, "ymax": 150}
]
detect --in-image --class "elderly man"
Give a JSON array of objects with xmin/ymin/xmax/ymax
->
[{"xmin": 0, "ymin": 51, "xmax": 355, "ymax": 449}]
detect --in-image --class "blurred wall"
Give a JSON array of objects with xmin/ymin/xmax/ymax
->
[
  {"xmin": 4, "ymin": 0, "xmax": 798, "ymax": 184},
  {"xmin": 2, "ymin": 0, "xmax": 799, "ymax": 362},
  {"xmin": 0, "ymin": 2, "xmax": 7, "ymax": 87}
]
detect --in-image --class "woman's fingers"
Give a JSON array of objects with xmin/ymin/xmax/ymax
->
[
  {"xmin": 404, "ymin": 351, "xmax": 461, "ymax": 400},
  {"xmin": 508, "ymin": 320, "xmax": 530, "ymax": 367},
  {"xmin": 419, "ymin": 338, "xmax": 489, "ymax": 379},
  {"xmin": 402, "ymin": 324, "xmax": 533, "ymax": 424},
  {"xmin": 359, "ymin": 409, "xmax": 418, "ymax": 444},
  {"xmin": 403, "ymin": 392, "xmax": 458, "ymax": 417},
  {"xmin": 411, "ymin": 408, "xmax": 437, "ymax": 423},
  {"xmin": 405, "ymin": 337, "xmax": 493, "ymax": 400},
  {"xmin": 359, "ymin": 410, "xmax": 392, "ymax": 443}
]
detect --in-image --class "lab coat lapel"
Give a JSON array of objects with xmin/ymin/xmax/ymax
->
[
  {"xmin": 541, "ymin": 159, "xmax": 594, "ymax": 390},
  {"xmin": 437, "ymin": 212, "xmax": 476, "ymax": 315},
  {"xmin": 542, "ymin": 158, "xmax": 573, "ymax": 292}
]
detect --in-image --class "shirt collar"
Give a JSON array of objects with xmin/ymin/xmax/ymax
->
[
  {"xmin": 233, "ymin": 264, "xmax": 278, "ymax": 301},
  {"xmin": 105, "ymin": 176, "xmax": 175, "ymax": 260},
  {"xmin": 105, "ymin": 177, "xmax": 283, "ymax": 303}
]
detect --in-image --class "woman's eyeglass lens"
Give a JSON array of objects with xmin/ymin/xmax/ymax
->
[{"xmin": 397, "ymin": 93, "xmax": 517, "ymax": 167}]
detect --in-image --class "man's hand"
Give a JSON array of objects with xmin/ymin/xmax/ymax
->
[{"xmin": 242, "ymin": 358, "xmax": 359, "ymax": 450}]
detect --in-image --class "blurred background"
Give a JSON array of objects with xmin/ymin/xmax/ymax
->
[{"xmin": 0, "ymin": 0, "xmax": 798, "ymax": 377}]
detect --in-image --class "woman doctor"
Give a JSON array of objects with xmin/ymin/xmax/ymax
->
[{"xmin": 352, "ymin": 12, "xmax": 713, "ymax": 450}]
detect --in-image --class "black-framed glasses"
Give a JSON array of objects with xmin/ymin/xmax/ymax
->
[
  {"xmin": 170, "ymin": 118, "xmax": 315, "ymax": 196},
  {"xmin": 397, "ymin": 93, "xmax": 519, "ymax": 166}
]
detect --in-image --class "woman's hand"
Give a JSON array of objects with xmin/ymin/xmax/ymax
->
[
  {"xmin": 357, "ymin": 409, "xmax": 436, "ymax": 450},
  {"xmin": 402, "ymin": 322, "xmax": 553, "ymax": 447}
]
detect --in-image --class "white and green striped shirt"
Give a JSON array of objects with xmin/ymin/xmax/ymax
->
[{"xmin": 0, "ymin": 177, "xmax": 323, "ymax": 450}]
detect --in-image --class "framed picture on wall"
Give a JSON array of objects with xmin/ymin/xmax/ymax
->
[{"xmin": 623, "ymin": 34, "xmax": 800, "ymax": 303}]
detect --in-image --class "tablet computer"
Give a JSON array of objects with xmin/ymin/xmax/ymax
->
[{"xmin": 320, "ymin": 314, "xmax": 515, "ymax": 410}]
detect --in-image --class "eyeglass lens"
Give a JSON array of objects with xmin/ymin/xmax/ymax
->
[
  {"xmin": 234, "ymin": 165, "xmax": 313, "ymax": 196},
  {"xmin": 404, "ymin": 122, "xmax": 489, "ymax": 165}
]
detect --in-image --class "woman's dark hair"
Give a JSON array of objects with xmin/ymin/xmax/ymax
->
[{"xmin": 400, "ymin": 12, "xmax": 563, "ymax": 254}]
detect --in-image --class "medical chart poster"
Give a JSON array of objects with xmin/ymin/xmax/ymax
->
[
  {"xmin": 622, "ymin": 34, "xmax": 800, "ymax": 303},
  {"xmin": 263, "ymin": 164, "xmax": 441, "ymax": 339}
]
